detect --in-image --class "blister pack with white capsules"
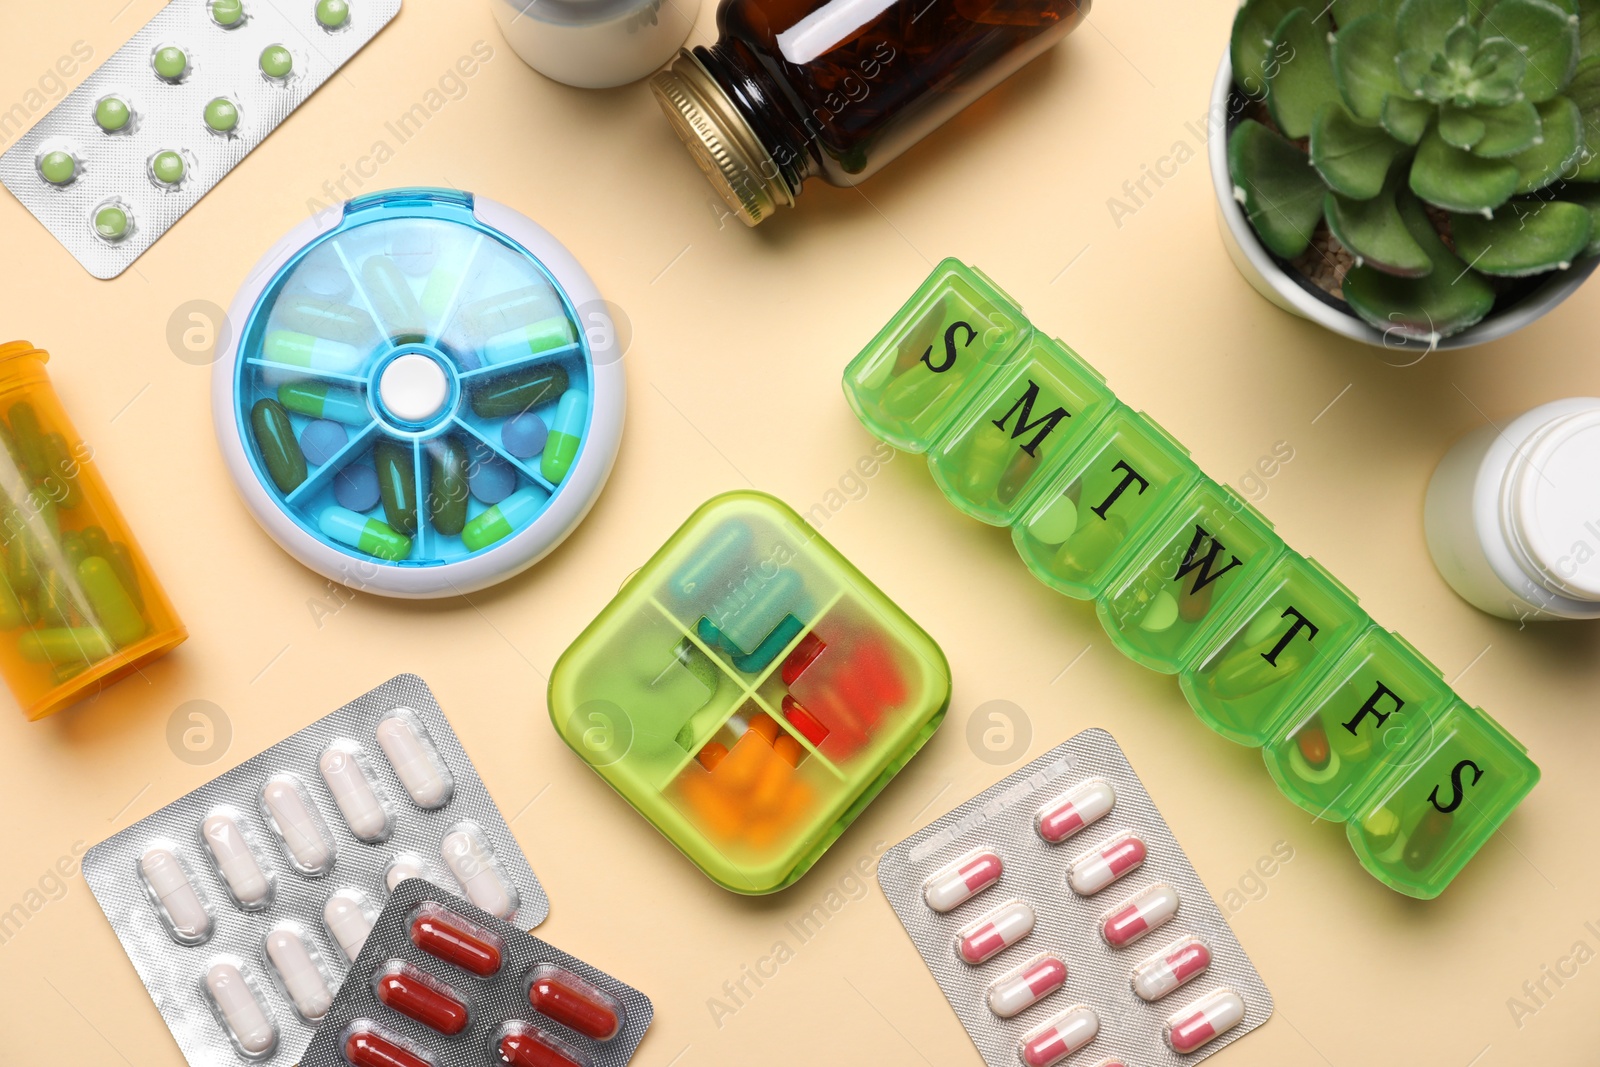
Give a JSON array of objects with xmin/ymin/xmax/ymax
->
[
  {"xmin": 876, "ymin": 728, "xmax": 1272, "ymax": 1066},
  {"xmin": 301, "ymin": 879, "xmax": 653, "ymax": 1067},
  {"xmin": 83, "ymin": 673, "xmax": 548, "ymax": 1067},
  {"xmin": 1, "ymin": 0, "xmax": 401, "ymax": 278}
]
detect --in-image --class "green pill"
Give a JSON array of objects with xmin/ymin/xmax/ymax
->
[
  {"xmin": 316, "ymin": 0, "xmax": 350, "ymax": 28},
  {"xmin": 204, "ymin": 97, "xmax": 239, "ymax": 133},
  {"xmin": 20, "ymin": 627, "xmax": 114, "ymax": 665},
  {"xmin": 38, "ymin": 151, "xmax": 76, "ymax": 185},
  {"xmin": 79, "ymin": 556, "xmax": 145, "ymax": 646},
  {"xmin": 211, "ymin": 0, "xmax": 245, "ymax": 25},
  {"xmin": 374, "ymin": 439, "xmax": 418, "ymax": 536},
  {"xmin": 94, "ymin": 205, "xmax": 130, "ymax": 241},
  {"xmin": 94, "ymin": 97, "xmax": 131, "ymax": 132},
  {"xmin": 260, "ymin": 44, "xmax": 293, "ymax": 79},
  {"xmin": 470, "ymin": 364, "xmax": 569, "ymax": 420},
  {"xmin": 153, "ymin": 45, "xmax": 188, "ymax": 81},
  {"xmin": 426, "ymin": 436, "xmax": 469, "ymax": 537},
  {"xmin": 150, "ymin": 150, "xmax": 184, "ymax": 186},
  {"xmin": 250, "ymin": 398, "xmax": 307, "ymax": 493}
]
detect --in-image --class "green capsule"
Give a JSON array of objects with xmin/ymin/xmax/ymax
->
[
  {"xmin": 18, "ymin": 593, "xmax": 38, "ymax": 625},
  {"xmin": 36, "ymin": 570, "xmax": 78, "ymax": 627},
  {"xmin": 58, "ymin": 530, "xmax": 87, "ymax": 567},
  {"xmin": 470, "ymin": 364, "xmax": 568, "ymax": 420},
  {"xmin": 81, "ymin": 525, "xmax": 112, "ymax": 561},
  {"xmin": 250, "ymin": 398, "xmax": 307, "ymax": 493},
  {"xmin": 540, "ymin": 390, "xmax": 585, "ymax": 484},
  {"xmin": 362, "ymin": 256, "xmax": 426, "ymax": 339},
  {"xmin": 20, "ymin": 627, "xmax": 113, "ymax": 665},
  {"xmin": 374, "ymin": 439, "xmax": 418, "ymax": 535},
  {"xmin": 275, "ymin": 294, "xmax": 377, "ymax": 347},
  {"xmin": 425, "ymin": 436, "xmax": 469, "ymax": 537},
  {"xmin": 42, "ymin": 434, "xmax": 81, "ymax": 509},
  {"xmin": 79, "ymin": 556, "xmax": 144, "ymax": 645},
  {"xmin": 110, "ymin": 542, "xmax": 144, "ymax": 611},
  {"xmin": 8, "ymin": 402, "xmax": 48, "ymax": 484},
  {"xmin": 7, "ymin": 531, "xmax": 38, "ymax": 594},
  {"xmin": 0, "ymin": 565, "xmax": 22, "ymax": 629}
]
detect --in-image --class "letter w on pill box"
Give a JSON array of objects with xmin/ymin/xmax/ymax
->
[{"xmin": 548, "ymin": 490, "xmax": 952, "ymax": 893}]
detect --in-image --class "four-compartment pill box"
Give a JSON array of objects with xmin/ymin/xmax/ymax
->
[
  {"xmin": 842, "ymin": 259, "xmax": 1540, "ymax": 900},
  {"xmin": 548, "ymin": 491, "xmax": 952, "ymax": 893},
  {"xmin": 213, "ymin": 187, "xmax": 623, "ymax": 598}
]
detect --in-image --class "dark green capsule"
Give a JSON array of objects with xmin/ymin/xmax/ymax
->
[
  {"xmin": 7, "ymin": 530, "xmax": 38, "ymax": 594},
  {"xmin": 8, "ymin": 402, "xmax": 49, "ymax": 484},
  {"xmin": 250, "ymin": 398, "xmax": 307, "ymax": 493},
  {"xmin": 470, "ymin": 363, "xmax": 569, "ymax": 420},
  {"xmin": 426, "ymin": 435, "xmax": 469, "ymax": 537},
  {"xmin": 43, "ymin": 433, "xmax": 82, "ymax": 509},
  {"xmin": 110, "ymin": 542, "xmax": 144, "ymax": 611},
  {"xmin": 82, "ymin": 525, "xmax": 112, "ymax": 561},
  {"xmin": 374, "ymin": 439, "xmax": 418, "ymax": 536},
  {"xmin": 59, "ymin": 530, "xmax": 87, "ymax": 567}
]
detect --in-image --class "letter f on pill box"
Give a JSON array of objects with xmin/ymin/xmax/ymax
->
[{"xmin": 549, "ymin": 491, "xmax": 952, "ymax": 893}]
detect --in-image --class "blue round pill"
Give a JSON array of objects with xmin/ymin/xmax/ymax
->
[
  {"xmin": 502, "ymin": 412, "xmax": 548, "ymax": 459},
  {"xmin": 300, "ymin": 419, "xmax": 348, "ymax": 466},
  {"xmin": 469, "ymin": 455, "xmax": 517, "ymax": 505},
  {"xmin": 333, "ymin": 464, "xmax": 381, "ymax": 512}
]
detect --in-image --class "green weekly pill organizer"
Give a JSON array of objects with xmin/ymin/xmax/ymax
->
[{"xmin": 842, "ymin": 260, "xmax": 1540, "ymax": 900}]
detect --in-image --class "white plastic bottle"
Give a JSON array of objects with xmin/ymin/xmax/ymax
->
[
  {"xmin": 1425, "ymin": 398, "xmax": 1600, "ymax": 620},
  {"xmin": 490, "ymin": 0, "xmax": 699, "ymax": 89}
]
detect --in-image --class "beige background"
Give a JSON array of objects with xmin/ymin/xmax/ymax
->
[{"xmin": 1, "ymin": 0, "xmax": 1598, "ymax": 1064}]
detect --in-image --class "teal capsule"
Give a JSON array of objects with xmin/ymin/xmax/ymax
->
[
  {"xmin": 275, "ymin": 295, "xmax": 377, "ymax": 347},
  {"xmin": 20, "ymin": 627, "xmax": 113, "ymax": 664},
  {"xmin": 482, "ymin": 317, "xmax": 578, "ymax": 365},
  {"xmin": 460, "ymin": 486, "xmax": 549, "ymax": 552},
  {"xmin": 707, "ymin": 566, "xmax": 802, "ymax": 654},
  {"xmin": 8, "ymin": 402, "xmax": 49, "ymax": 484},
  {"xmin": 361, "ymin": 257, "xmax": 427, "ymax": 339},
  {"xmin": 731, "ymin": 613, "xmax": 804, "ymax": 673},
  {"xmin": 250, "ymin": 398, "xmax": 307, "ymax": 493},
  {"xmin": 79, "ymin": 556, "xmax": 144, "ymax": 645},
  {"xmin": 263, "ymin": 330, "xmax": 365, "ymax": 375},
  {"xmin": 373, "ymin": 439, "xmax": 418, "ymax": 535},
  {"xmin": 540, "ymin": 389, "xmax": 586, "ymax": 484},
  {"xmin": 278, "ymin": 381, "xmax": 368, "ymax": 425},
  {"xmin": 470, "ymin": 364, "xmax": 568, "ymax": 420},
  {"xmin": 425, "ymin": 436, "xmax": 469, "ymax": 537},
  {"xmin": 319, "ymin": 506, "xmax": 411, "ymax": 560}
]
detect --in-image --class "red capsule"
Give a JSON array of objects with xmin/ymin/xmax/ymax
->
[
  {"xmin": 343, "ymin": 1028, "xmax": 432, "ymax": 1067},
  {"xmin": 780, "ymin": 632, "xmax": 826, "ymax": 685},
  {"xmin": 496, "ymin": 1022, "xmax": 593, "ymax": 1067},
  {"xmin": 375, "ymin": 961, "xmax": 470, "ymax": 1036},
  {"xmin": 527, "ymin": 964, "xmax": 624, "ymax": 1041},
  {"xmin": 410, "ymin": 902, "xmax": 504, "ymax": 977}
]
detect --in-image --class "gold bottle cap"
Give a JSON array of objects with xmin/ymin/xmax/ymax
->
[{"xmin": 650, "ymin": 50, "xmax": 795, "ymax": 227}]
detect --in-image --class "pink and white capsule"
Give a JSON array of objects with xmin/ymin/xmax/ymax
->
[
  {"xmin": 956, "ymin": 901, "xmax": 1035, "ymax": 964},
  {"xmin": 1019, "ymin": 1006, "xmax": 1099, "ymax": 1067},
  {"xmin": 1035, "ymin": 779, "xmax": 1116, "ymax": 844},
  {"xmin": 1132, "ymin": 937, "xmax": 1212, "ymax": 1001},
  {"xmin": 1101, "ymin": 882, "xmax": 1180, "ymax": 948},
  {"xmin": 987, "ymin": 955, "xmax": 1067, "ymax": 1018},
  {"xmin": 1066, "ymin": 832, "xmax": 1146, "ymax": 895},
  {"xmin": 1166, "ymin": 989, "xmax": 1246, "ymax": 1053},
  {"xmin": 923, "ymin": 851, "xmax": 1003, "ymax": 912}
]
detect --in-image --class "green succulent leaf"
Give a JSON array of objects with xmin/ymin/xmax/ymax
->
[
  {"xmin": 1342, "ymin": 186, "xmax": 1497, "ymax": 338},
  {"xmin": 1312, "ymin": 101, "xmax": 1411, "ymax": 195},
  {"xmin": 1440, "ymin": 104, "xmax": 1489, "ymax": 145},
  {"xmin": 1557, "ymin": 181, "xmax": 1600, "ymax": 251},
  {"xmin": 1470, "ymin": 98, "xmax": 1545, "ymax": 154},
  {"xmin": 1335, "ymin": 13, "xmax": 1407, "ymax": 121},
  {"xmin": 1566, "ymin": 56, "xmax": 1600, "ymax": 176},
  {"xmin": 1410, "ymin": 124, "xmax": 1522, "ymax": 208},
  {"xmin": 1334, "ymin": 0, "xmax": 1403, "ymax": 22},
  {"xmin": 1580, "ymin": 0, "xmax": 1600, "ymax": 56},
  {"xmin": 1233, "ymin": 0, "xmax": 1331, "ymax": 97},
  {"xmin": 1384, "ymin": 94, "xmax": 1437, "ymax": 141},
  {"xmin": 1399, "ymin": 0, "xmax": 1470, "ymax": 56},
  {"xmin": 1510, "ymin": 94, "xmax": 1585, "ymax": 190},
  {"xmin": 1478, "ymin": 0, "xmax": 1579, "ymax": 101},
  {"xmin": 1538, "ymin": 0, "xmax": 1580, "ymax": 16},
  {"xmin": 1324, "ymin": 168, "xmax": 1434, "ymax": 275},
  {"xmin": 1229, "ymin": 120, "xmax": 1327, "ymax": 257},
  {"xmin": 1470, "ymin": 38, "xmax": 1530, "ymax": 105},
  {"xmin": 1451, "ymin": 198, "xmax": 1594, "ymax": 272},
  {"xmin": 1267, "ymin": 8, "xmax": 1343, "ymax": 137}
]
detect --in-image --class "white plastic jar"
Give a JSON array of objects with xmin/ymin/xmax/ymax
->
[
  {"xmin": 490, "ymin": 0, "xmax": 699, "ymax": 89},
  {"xmin": 1425, "ymin": 398, "xmax": 1600, "ymax": 620}
]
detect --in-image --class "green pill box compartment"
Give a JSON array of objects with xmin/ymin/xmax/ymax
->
[{"xmin": 549, "ymin": 491, "xmax": 952, "ymax": 894}]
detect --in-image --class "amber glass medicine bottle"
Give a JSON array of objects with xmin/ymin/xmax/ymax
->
[{"xmin": 651, "ymin": 0, "xmax": 1088, "ymax": 225}]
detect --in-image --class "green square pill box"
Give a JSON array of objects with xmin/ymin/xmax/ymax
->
[{"xmin": 548, "ymin": 491, "xmax": 952, "ymax": 894}]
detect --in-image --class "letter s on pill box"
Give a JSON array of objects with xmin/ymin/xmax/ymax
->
[
  {"xmin": 875, "ymin": 728, "xmax": 1273, "ymax": 1067},
  {"xmin": 83, "ymin": 673, "xmax": 549, "ymax": 1067}
]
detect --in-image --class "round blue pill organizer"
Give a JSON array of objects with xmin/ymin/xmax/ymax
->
[{"xmin": 213, "ymin": 187, "xmax": 624, "ymax": 597}]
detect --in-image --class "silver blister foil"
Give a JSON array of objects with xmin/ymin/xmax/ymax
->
[
  {"xmin": 876, "ymin": 729, "xmax": 1273, "ymax": 1066},
  {"xmin": 302, "ymin": 878, "xmax": 654, "ymax": 1067},
  {"xmin": 84, "ymin": 673, "xmax": 549, "ymax": 1067},
  {"xmin": 1, "ymin": 0, "xmax": 401, "ymax": 279}
]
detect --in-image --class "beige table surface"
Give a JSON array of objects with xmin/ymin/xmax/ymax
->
[{"xmin": 2, "ymin": 1, "xmax": 1598, "ymax": 1064}]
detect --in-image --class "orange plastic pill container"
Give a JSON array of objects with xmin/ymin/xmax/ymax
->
[{"xmin": 0, "ymin": 341, "xmax": 185, "ymax": 719}]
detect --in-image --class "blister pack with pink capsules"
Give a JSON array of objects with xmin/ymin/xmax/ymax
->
[
  {"xmin": 301, "ymin": 878, "xmax": 653, "ymax": 1067},
  {"xmin": 82, "ymin": 674, "xmax": 548, "ymax": 1067},
  {"xmin": 876, "ymin": 728, "xmax": 1272, "ymax": 1065}
]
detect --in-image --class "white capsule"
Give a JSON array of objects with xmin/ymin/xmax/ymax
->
[
  {"xmin": 261, "ymin": 775, "xmax": 334, "ymax": 875},
  {"xmin": 1035, "ymin": 779, "xmax": 1117, "ymax": 844},
  {"xmin": 441, "ymin": 827, "xmax": 516, "ymax": 919},
  {"xmin": 1066, "ymin": 832, "xmax": 1147, "ymax": 896},
  {"xmin": 1020, "ymin": 1006, "xmax": 1099, "ymax": 1067},
  {"xmin": 139, "ymin": 846, "xmax": 212, "ymax": 944},
  {"xmin": 1166, "ymin": 989, "xmax": 1246, "ymax": 1054},
  {"xmin": 319, "ymin": 743, "xmax": 392, "ymax": 842},
  {"xmin": 204, "ymin": 961, "xmax": 277, "ymax": 1057},
  {"xmin": 956, "ymin": 900, "xmax": 1035, "ymax": 965},
  {"xmin": 376, "ymin": 712, "xmax": 453, "ymax": 808},
  {"xmin": 923, "ymin": 850, "xmax": 1003, "ymax": 912},
  {"xmin": 324, "ymin": 889, "xmax": 373, "ymax": 961},
  {"xmin": 988, "ymin": 955, "xmax": 1067, "ymax": 1018},
  {"xmin": 264, "ymin": 924, "xmax": 333, "ymax": 1022},
  {"xmin": 385, "ymin": 853, "xmax": 428, "ymax": 893},
  {"xmin": 1132, "ymin": 937, "xmax": 1212, "ymax": 1002},
  {"xmin": 201, "ymin": 811, "xmax": 272, "ymax": 909}
]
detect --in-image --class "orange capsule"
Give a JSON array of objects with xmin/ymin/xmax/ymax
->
[{"xmin": 773, "ymin": 734, "xmax": 805, "ymax": 767}]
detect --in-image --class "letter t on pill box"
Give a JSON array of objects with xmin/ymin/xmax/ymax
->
[{"xmin": 549, "ymin": 491, "xmax": 951, "ymax": 893}]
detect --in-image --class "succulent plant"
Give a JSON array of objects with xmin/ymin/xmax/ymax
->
[{"xmin": 1227, "ymin": 0, "xmax": 1600, "ymax": 340}]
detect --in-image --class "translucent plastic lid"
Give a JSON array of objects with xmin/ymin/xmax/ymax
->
[{"xmin": 1507, "ymin": 408, "xmax": 1600, "ymax": 601}]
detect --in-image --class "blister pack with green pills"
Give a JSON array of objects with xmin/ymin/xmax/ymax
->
[
  {"xmin": 843, "ymin": 259, "xmax": 1541, "ymax": 900},
  {"xmin": 0, "ymin": 0, "xmax": 401, "ymax": 279}
]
